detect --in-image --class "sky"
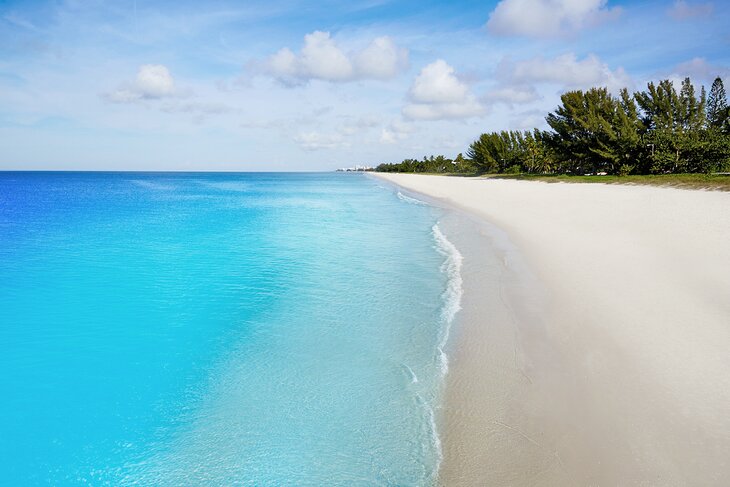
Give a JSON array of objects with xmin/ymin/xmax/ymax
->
[{"xmin": 1, "ymin": 0, "xmax": 728, "ymax": 171}]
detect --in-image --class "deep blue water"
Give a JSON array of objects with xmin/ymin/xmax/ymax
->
[{"xmin": 0, "ymin": 172, "xmax": 460, "ymax": 485}]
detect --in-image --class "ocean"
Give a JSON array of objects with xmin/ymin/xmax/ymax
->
[{"xmin": 0, "ymin": 172, "xmax": 462, "ymax": 485}]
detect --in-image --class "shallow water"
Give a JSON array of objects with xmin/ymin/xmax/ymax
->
[{"xmin": 0, "ymin": 172, "xmax": 460, "ymax": 485}]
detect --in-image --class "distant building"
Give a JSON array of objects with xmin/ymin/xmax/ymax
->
[{"xmin": 336, "ymin": 165, "xmax": 375, "ymax": 172}]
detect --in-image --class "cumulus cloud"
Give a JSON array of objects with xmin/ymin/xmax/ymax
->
[
  {"xmin": 105, "ymin": 64, "xmax": 176, "ymax": 103},
  {"xmin": 409, "ymin": 60, "xmax": 469, "ymax": 104},
  {"xmin": 487, "ymin": 0, "xmax": 621, "ymax": 38},
  {"xmin": 667, "ymin": 0, "xmax": 713, "ymax": 20},
  {"xmin": 403, "ymin": 60, "xmax": 485, "ymax": 121},
  {"xmin": 354, "ymin": 37, "xmax": 409, "ymax": 79},
  {"xmin": 506, "ymin": 53, "xmax": 632, "ymax": 92},
  {"xmin": 263, "ymin": 31, "xmax": 408, "ymax": 85}
]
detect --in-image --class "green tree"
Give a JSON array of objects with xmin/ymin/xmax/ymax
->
[
  {"xmin": 545, "ymin": 87, "xmax": 642, "ymax": 174},
  {"xmin": 678, "ymin": 77, "xmax": 706, "ymax": 131},
  {"xmin": 467, "ymin": 132, "xmax": 511, "ymax": 172},
  {"xmin": 521, "ymin": 129, "xmax": 553, "ymax": 173},
  {"xmin": 635, "ymin": 80, "xmax": 678, "ymax": 131},
  {"xmin": 379, "ymin": 75, "xmax": 729, "ymax": 177},
  {"xmin": 707, "ymin": 77, "xmax": 729, "ymax": 130},
  {"xmin": 634, "ymin": 78, "xmax": 717, "ymax": 173},
  {"xmin": 453, "ymin": 153, "xmax": 475, "ymax": 173},
  {"xmin": 682, "ymin": 129, "xmax": 730, "ymax": 173}
]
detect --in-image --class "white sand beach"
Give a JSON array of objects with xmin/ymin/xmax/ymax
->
[{"xmin": 374, "ymin": 173, "xmax": 730, "ymax": 486}]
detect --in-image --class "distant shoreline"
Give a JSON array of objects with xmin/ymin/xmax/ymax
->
[{"xmin": 374, "ymin": 172, "xmax": 730, "ymax": 485}]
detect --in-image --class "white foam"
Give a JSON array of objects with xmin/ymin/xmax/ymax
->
[
  {"xmin": 427, "ymin": 223, "xmax": 464, "ymax": 478},
  {"xmin": 432, "ymin": 223, "xmax": 463, "ymax": 375},
  {"xmin": 427, "ymin": 394, "xmax": 442, "ymax": 479},
  {"xmin": 397, "ymin": 191, "xmax": 429, "ymax": 206},
  {"xmin": 402, "ymin": 363, "xmax": 419, "ymax": 384}
]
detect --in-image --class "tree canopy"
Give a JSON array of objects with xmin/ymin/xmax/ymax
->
[
  {"xmin": 375, "ymin": 76, "xmax": 730, "ymax": 176},
  {"xmin": 707, "ymin": 77, "xmax": 729, "ymax": 130}
]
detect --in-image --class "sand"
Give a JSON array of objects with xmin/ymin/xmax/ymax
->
[{"xmin": 374, "ymin": 173, "xmax": 730, "ymax": 486}]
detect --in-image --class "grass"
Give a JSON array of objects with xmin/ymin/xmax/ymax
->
[
  {"xmin": 484, "ymin": 173, "xmax": 730, "ymax": 191},
  {"xmin": 373, "ymin": 171, "xmax": 730, "ymax": 190}
]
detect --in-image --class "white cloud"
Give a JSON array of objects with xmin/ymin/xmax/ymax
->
[
  {"xmin": 403, "ymin": 60, "xmax": 484, "ymax": 121},
  {"xmin": 671, "ymin": 57, "xmax": 729, "ymax": 81},
  {"xmin": 339, "ymin": 115, "xmax": 380, "ymax": 136},
  {"xmin": 484, "ymin": 85, "xmax": 540, "ymax": 105},
  {"xmin": 264, "ymin": 31, "xmax": 408, "ymax": 84},
  {"xmin": 379, "ymin": 119, "xmax": 415, "ymax": 144},
  {"xmin": 297, "ymin": 31, "xmax": 353, "ymax": 80},
  {"xmin": 403, "ymin": 102, "xmax": 485, "ymax": 121},
  {"xmin": 409, "ymin": 60, "xmax": 469, "ymax": 104},
  {"xmin": 354, "ymin": 36, "xmax": 409, "ymax": 79},
  {"xmin": 106, "ymin": 64, "xmax": 176, "ymax": 103},
  {"xmin": 136, "ymin": 65, "xmax": 175, "ymax": 97},
  {"xmin": 159, "ymin": 101, "xmax": 234, "ymax": 123},
  {"xmin": 510, "ymin": 109, "xmax": 548, "ymax": 130},
  {"xmin": 667, "ymin": 1, "xmax": 713, "ymax": 20},
  {"xmin": 486, "ymin": 0, "xmax": 620, "ymax": 38},
  {"xmin": 266, "ymin": 48, "xmax": 301, "ymax": 79},
  {"xmin": 656, "ymin": 58, "xmax": 730, "ymax": 88},
  {"xmin": 379, "ymin": 128, "xmax": 398, "ymax": 144},
  {"xmin": 293, "ymin": 131, "xmax": 349, "ymax": 151},
  {"xmin": 508, "ymin": 53, "xmax": 632, "ymax": 92}
]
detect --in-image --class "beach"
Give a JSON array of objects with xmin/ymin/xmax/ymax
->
[{"xmin": 374, "ymin": 173, "xmax": 730, "ymax": 486}]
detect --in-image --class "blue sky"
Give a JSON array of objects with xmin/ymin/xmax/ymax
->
[{"xmin": 1, "ymin": 0, "xmax": 728, "ymax": 170}]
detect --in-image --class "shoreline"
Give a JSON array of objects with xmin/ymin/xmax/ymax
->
[
  {"xmin": 380, "ymin": 177, "xmax": 558, "ymax": 484},
  {"xmin": 373, "ymin": 173, "xmax": 730, "ymax": 485},
  {"xmin": 434, "ymin": 205, "xmax": 556, "ymax": 485}
]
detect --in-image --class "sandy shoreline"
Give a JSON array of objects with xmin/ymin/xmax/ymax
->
[{"xmin": 374, "ymin": 173, "xmax": 730, "ymax": 486}]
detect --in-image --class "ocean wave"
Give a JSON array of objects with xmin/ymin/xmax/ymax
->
[
  {"xmin": 433, "ymin": 223, "xmax": 463, "ymax": 353},
  {"xmin": 401, "ymin": 363, "xmax": 419, "ymax": 384},
  {"xmin": 397, "ymin": 191, "xmax": 429, "ymax": 206},
  {"xmin": 428, "ymin": 223, "xmax": 464, "ymax": 476}
]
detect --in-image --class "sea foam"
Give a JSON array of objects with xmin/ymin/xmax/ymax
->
[
  {"xmin": 397, "ymin": 190, "xmax": 429, "ymax": 206},
  {"xmin": 432, "ymin": 223, "xmax": 464, "ymax": 374},
  {"xmin": 426, "ymin": 223, "xmax": 464, "ymax": 477}
]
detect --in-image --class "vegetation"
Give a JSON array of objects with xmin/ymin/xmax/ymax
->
[
  {"xmin": 375, "ymin": 76, "xmax": 730, "ymax": 178},
  {"xmin": 490, "ymin": 173, "xmax": 730, "ymax": 191},
  {"xmin": 707, "ymin": 77, "xmax": 729, "ymax": 131},
  {"xmin": 374, "ymin": 153, "xmax": 477, "ymax": 174}
]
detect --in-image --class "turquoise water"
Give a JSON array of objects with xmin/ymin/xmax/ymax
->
[{"xmin": 0, "ymin": 172, "xmax": 460, "ymax": 485}]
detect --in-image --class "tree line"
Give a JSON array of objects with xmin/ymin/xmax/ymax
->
[
  {"xmin": 373, "ymin": 154, "xmax": 475, "ymax": 173},
  {"xmin": 375, "ymin": 76, "xmax": 730, "ymax": 176}
]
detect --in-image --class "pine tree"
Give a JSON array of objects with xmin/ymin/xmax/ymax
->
[
  {"xmin": 707, "ymin": 77, "xmax": 728, "ymax": 129},
  {"xmin": 544, "ymin": 88, "xmax": 644, "ymax": 174},
  {"xmin": 636, "ymin": 80, "xmax": 680, "ymax": 131}
]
